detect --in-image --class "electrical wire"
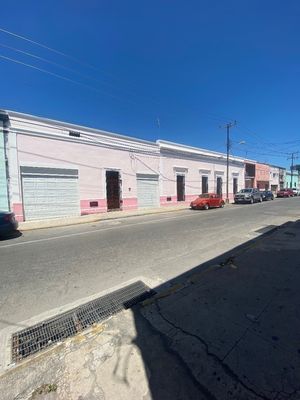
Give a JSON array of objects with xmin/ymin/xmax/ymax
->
[
  {"xmin": 0, "ymin": 42, "xmax": 124, "ymax": 91},
  {"xmin": 0, "ymin": 53, "xmax": 165, "ymax": 117}
]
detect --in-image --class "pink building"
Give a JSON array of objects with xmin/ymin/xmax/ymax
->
[
  {"xmin": 2, "ymin": 110, "xmax": 245, "ymax": 221},
  {"xmin": 245, "ymin": 161, "xmax": 270, "ymax": 190},
  {"xmin": 6, "ymin": 111, "xmax": 160, "ymax": 221},
  {"xmin": 255, "ymin": 163, "xmax": 270, "ymax": 190}
]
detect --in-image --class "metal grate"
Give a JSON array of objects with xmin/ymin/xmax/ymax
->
[{"xmin": 12, "ymin": 281, "xmax": 154, "ymax": 362}]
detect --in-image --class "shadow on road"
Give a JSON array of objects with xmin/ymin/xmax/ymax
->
[
  {"xmin": 0, "ymin": 230, "xmax": 22, "ymax": 241},
  {"xmin": 132, "ymin": 219, "xmax": 300, "ymax": 399}
]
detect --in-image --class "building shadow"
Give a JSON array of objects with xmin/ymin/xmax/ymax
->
[{"xmin": 131, "ymin": 220, "xmax": 300, "ymax": 400}]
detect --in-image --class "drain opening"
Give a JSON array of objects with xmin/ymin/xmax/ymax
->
[{"xmin": 12, "ymin": 281, "xmax": 154, "ymax": 363}]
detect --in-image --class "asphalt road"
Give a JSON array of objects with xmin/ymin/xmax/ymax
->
[{"xmin": 0, "ymin": 198, "xmax": 299, "ymax": 331}]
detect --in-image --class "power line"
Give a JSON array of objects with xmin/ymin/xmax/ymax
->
[
  {"xmin": 220, "ymin": 121, "xmax": 236, "ymax": 203},
  {"xmin": 0, "ymin": 53, "xmax": 168, "ymax": 119},
  {"xmin": 231, "ymin": 140, "xmax": 292, "ymax": 156},
  {"xmin": 0, "ymin": 54, "xmax": 126, "ymax": 101},
  {"xmin": 287, "ymin": 152, "xmax": 299, "ymax": 188},
  {"xmin": 0, "ymin": 42, "xmax": 123, "ymax": 91},
  {"xmin": 0, "ymin": 26, "xmax": 165, "ymax": 111},
  {"xmin": 0, "ymin": 26, "xmax": 103, "ymax": 73}
]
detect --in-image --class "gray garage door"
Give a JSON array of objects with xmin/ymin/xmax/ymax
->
[
  {"xmin": 21, "ymin": 166, "xmax": 80, "ymax": 221},
  {"xmin": 136, "ymin": 174, "xmax": 159, "ymax": 209}
]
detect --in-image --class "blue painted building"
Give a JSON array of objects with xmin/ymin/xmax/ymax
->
[{"xmin": 285, "ymin": 170, "xmax": 299, "ymax": 189}]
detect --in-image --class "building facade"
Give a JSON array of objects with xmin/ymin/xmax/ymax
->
[
  {"xmin": 0, "ymin": 110, "xmax": 286, "ymax": 221},
  {"xmin": 269, "ymin": 165, "xmax": 281, "ymax": 193},
  {"xmin": 285, "ymin": 170, "xmax": 299, "ymax": 189},
  {"xmin": 158, "ymin": 141, "xmax": 244, "ymax": 205},
  {"xmin": 279, "ymin": 167, "xmax": 286, "ymax": 190},
  {"xmin": 244, "ymin": 162, "xmax": 256, "ymax": 188},
  {"xmin": 0, "ymin": 114, "xmax": 9, "ymax": 210},
  {"xmin": 3, "ymin": 111, "xmax": 161, "ymax": 221},
  {"xmin": 255, "ymin": 163, "xmax": 270, "ymax": 190}
]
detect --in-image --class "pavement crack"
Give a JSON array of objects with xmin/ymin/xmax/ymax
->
[
  {"xmin": 137, "ymin": 305, "xmax": 218, "ymax": 400},
  {"xmin": 154, "ymin": 300, "xmax": 271, "ymax": 400}
]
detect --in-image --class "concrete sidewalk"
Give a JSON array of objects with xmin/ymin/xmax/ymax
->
[
  {"xmin": 19, "ymin": 204, "xmax": 190, "ymax": 231},
  {"xmin": 19, "ymin": 202, "xmax": 236, "ymax": 231},
  {"xmin": 1, "ymin": 219, "xmax": 300, "ymax": 399}
]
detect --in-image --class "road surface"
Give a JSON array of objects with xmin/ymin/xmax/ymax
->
[{"xmin": 0, "ymin": 197, "xmax": 299, "ymax": 330}]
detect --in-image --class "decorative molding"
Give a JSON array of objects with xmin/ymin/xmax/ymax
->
[
  {"xmin": 173, "ymin": 166, "xmax": 188, "ymax": 173},
  {"xmin": 8, "ymin": 115, "xmax": 160, "ymax": 156}
]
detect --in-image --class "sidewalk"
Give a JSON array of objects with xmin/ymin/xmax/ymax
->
[
  {"xmin": 1, "ymin": 219, "xmax": 299, "ymax": 399},
  {"xmin": 19, "ymin": 204, "xmax": 190, "ymax": 231}
]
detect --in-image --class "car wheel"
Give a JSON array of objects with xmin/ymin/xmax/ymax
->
[
  {"xmin": 204, "ymin": 203, "xmax": 209, "ymax": 210},
  {"xmin": 220, "ymin": 202, "xmax": 225, "ymax": 208},
  {"xmin": 259, "ymin": 196, "xmax": 262, "ymax": 203},
  {"xmin": 250, "ymin": 197, "xmax": 254, "ymax": 204}
]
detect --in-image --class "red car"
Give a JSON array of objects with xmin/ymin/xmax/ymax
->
[
  {"xmin": 277, "ymin": 189, "xmax": 294, "ymax": 198},
  {"xmin": 190, "ymin": 193, "xmax": 225, "ymax": 210}
]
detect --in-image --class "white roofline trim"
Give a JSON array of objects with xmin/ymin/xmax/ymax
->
[
  {"xmin": 4, "ymin": 109, "xmax": 157, "ymax": 147},
  {"xmin": 157, "ymin": 139, "xmax": 245, "ymax": 163}
]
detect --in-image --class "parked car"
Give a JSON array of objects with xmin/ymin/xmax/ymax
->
[
  {"xmin": 190, "ymin": 193, "xmax": 225, "ymax": 210},
  {"xmin": 0, "ymin": 211, "xmax": 18, "ymax": 238},
  {"xmin": 234, "ymin": 188, "xmax": 262, "ymax": 204},
  {"xmin": 261, "ymin": 190, "xmax": 274, "ymax": 201},
  {"xmin": 292, "ymin": 188, "xmax": 300, "ymax": 196},
  {"xmin": 277, "ymin": 189, "xmax": 293, "ymax": 198}
]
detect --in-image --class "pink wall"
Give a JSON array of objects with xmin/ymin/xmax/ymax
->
[
  {"xmin": 12, "ymin": 203, "xmax": 24, "ymax": 222},
  {"xmin": 15, "ymin": 135, "xmax": 159, "ymax": 216},
  {"xmin": 160, "ymin": 153, "xmax": 244, "ymax": 202},
  {"xmin": 256, "ymin": 163, "xmax": 270, "ymax": 187}
]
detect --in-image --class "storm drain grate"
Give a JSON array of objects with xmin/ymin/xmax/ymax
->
[{"xmin": 12, "ymin": 281, "xmax": 154, "ymax": 363}]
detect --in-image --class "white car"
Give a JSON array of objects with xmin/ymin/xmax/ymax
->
[{"xmin": 292, "ymin": 188, "xmax": 300, "ymax": 196}]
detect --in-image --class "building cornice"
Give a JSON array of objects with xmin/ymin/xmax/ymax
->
[
  {"xmin": 157, "ymin": 139, "xmax": 245, "ymax": 164},
  {"xmin": 5, "ymin": 111, "xmax": 159, "ymax": 155}
]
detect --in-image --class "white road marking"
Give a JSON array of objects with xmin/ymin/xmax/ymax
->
[
  {"xmin": 0, "ymin": 211, "xmax": 202, "ymax": 249},
  {"xmin": 0, "ymin": 203, "xmax": 272, "ymax": 249}
]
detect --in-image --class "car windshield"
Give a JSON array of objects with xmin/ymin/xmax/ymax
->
[
  {"xmin": 199, "ymin": 194, "xmax": 210, "ymax": 198},
  {"xmin": 239, "ymin": 189, "xmax": 252, "ymax": 193}
]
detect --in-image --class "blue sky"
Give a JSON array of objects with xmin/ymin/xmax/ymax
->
[{"xmin": 1, "ymin": 0, "xmax": 300, "ymax": 168}]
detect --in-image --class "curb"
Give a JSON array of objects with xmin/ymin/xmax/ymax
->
[{"xmin": 19, "ymin": 206, "xmax": 190, "ymax": 231}]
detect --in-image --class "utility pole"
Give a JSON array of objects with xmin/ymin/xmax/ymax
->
[
  {"xmin": 287, "ymin": 152, "xmax": 299, "ymax": 188},
  {"xmin": 221, "ymin": 121, "xmax": 236, "ymax": 203}
]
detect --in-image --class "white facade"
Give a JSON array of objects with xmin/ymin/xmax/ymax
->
[
  {"xmin": 269, "ymin": 165, "xmax": 280, "ymax": 192},
  {"xmin": 2, "ymin": 110, "xmax": 246, "ymax": 221},
  {"xmin": 158, "ymin": 141, "xmax": 245, "ymax": 205}
]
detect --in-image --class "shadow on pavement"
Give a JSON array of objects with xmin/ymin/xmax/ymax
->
[
  {"xmin": 0, "ymin": 230, "xmax": 22, "ymax": 241},
  {"xmin": 132, "ymin": 219, "xmax": 300, "ymax": 400}
]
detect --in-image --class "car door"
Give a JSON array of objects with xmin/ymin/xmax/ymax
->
[
  {"xmin": 210, "ymin": 194, "xmax": 218, "ymax": 207},
  {"xmin": 214, "ymin": 194, "xmax": 221, "ymax": 207}
]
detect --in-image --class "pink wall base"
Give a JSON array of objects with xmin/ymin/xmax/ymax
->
[
  {"xmin": 12, "ymin": 203, "xmax": 24, "ymax": 222},
  {"xmin": 80, "ymin": 197, "xmax": 138, "ymax": 215},
  {"xmin": 80, "ymin": 199, "xmax": 107, "ymax": 215},
  {"xmin": 122, "ymin": 197, "xmax": 138, "ymax": 211}
]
